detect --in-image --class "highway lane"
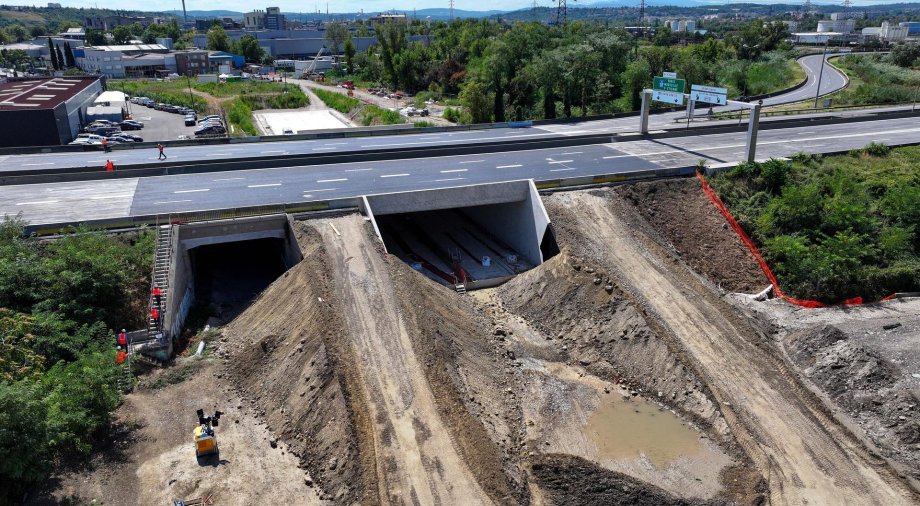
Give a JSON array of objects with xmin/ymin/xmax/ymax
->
[
  {"xmin": 0, "ymin": 53, "xmax": 858, "ymax": 174},
  {"xmin": 2, "ymin": 116, "xmax": 918, "ymax": 227}
]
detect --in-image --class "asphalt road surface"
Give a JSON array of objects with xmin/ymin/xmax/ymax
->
[
  {"xmin": 0, "ymin": 53, "xmax": 857, "ymax": 175},
  {"xmin": 3, "ymin": 116, "xmax": 918, "ymax": 227}
]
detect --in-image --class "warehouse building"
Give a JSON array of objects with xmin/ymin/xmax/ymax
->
[{"xmin": 0, "ymin": 76, "xmax": 103, "ymax": 147}]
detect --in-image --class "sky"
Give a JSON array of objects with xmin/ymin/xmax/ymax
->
[{"xmin": 8, "ymin": 0, "xmax": 916, "ymax": 13}]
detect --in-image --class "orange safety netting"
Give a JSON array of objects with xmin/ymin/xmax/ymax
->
[{"xmin": 695, "ymin": 171, "xmax": 887, "ymax": 309}]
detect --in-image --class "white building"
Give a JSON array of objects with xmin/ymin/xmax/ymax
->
[
  {"xmin": 817, "ymin": 19, "xmax": 855, "ymax": 34},
  {"xmin": 881, "ymin": 21, "xmax": 909, "ymax": 42},
  {"xmin": 244, "ymin": 10, "xmax": 266, "ymax": 30},
  {"xmin": 792, "ymin": 32, "xmax": 843, "ymax": 44},
  {"xmin": 80, "ymin": 44, "xmax": 177, "ymax": 78}
]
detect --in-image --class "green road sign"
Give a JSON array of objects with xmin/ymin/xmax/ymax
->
[{"xmin": 653, "ymin": 76, "xmax": 686, "ymax": 93}]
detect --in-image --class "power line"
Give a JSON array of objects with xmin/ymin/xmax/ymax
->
[
  {"xmin": 449, "ymin": 0, "xmax": 454, "ymax": 21},
  {"xmin": 555, "ymin": 0, "xmax": 566, "ymax": 26}
]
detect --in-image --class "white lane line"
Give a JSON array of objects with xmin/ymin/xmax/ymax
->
[
  {"xmin": 380, "ymin": 173, "xmax": 410, "ymax": 178},
  {"xmin": 434, "ymin": 177, "xmax": 465, "ymax": 182},
  {"xmin": 260, "ymin": 150, "xmax": 287, "ymax": 154},
  {"xmin": 345, "ymin": 168, "xmax": 373, "ymax": 172},
  {"xmin": 325, "ymin": 142, "xmax": 347, "ymax": 145},
  {"xmin": 174, "ymin": 188, "xmax": 210, "ymax": 193},
  {"xmin": 22, "ymin": 162, "xmax": 55, "ymax": 166},
  {"xmin": 15, "ymin": 200, "xmax": 59, "ymax": 205},
  {"xmin": 154, "ymin": 199, "xmax": 192, "ymax": 204},
  {"xmin": 317, "ymin": 178, "xmax": 348, "ymax": 183},
  {"xmin": 496, "ymin": 164, "xmax": 522, "ymax": 168},
  {"xmin": 302, "ymin": 188, "xmax": 337, "ymax": 193},
  {"xmin": 440, "ymin": 169, "xmax": 467, "ymax": 173},
  {"xmin": 312, "ymin": 147, "xmax": 337, "ymax": 151},
  {"xmin": 89, "ymin": 194, "xmax": 133, "ymax": 200},
  {"xmin": 560, "ymin": 151, "xmax": 583, "ymax": 155},
  {"xmin": 549, "ymin": 168, "xmax": 575, "ymax": 172},
  {"xmin": 459, "ymin": 159, "xmax": 485, "ymax": 164},
  {"xmin": 213, "ymin": 177, "xmax": 245, "ymax": 181},
  {"xmin": 248, "ymin": 183, "xmax": 282, "ymax": 188},
  {"xmin": 547, "ymin": 160, "xmax": 574, "ymax": 164},
  {"xmin": 205, "ymin": 153, "xmax": 231, "ymax": 157}
]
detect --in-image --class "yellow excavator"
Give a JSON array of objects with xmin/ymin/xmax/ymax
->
[{"xmin": 193, "ymin": 409, "xmax": 222, "ymax": 459}]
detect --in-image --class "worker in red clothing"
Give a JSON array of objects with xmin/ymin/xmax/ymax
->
[
  {"xmin": 152, "ymin": 286, "xmax": 162, "ymax": 307},
  {"xmin": 117, "ymin": 329, "xmax": 127, "ymax": 348},
  {"xmin": 150, "ymin": 306, "xmax": 160, "ymax": 328},
  {"xmin": 105, "ymin": 159, "xmax": 114, "ymax": 172},
  {"xmin": 157, "ymin": 143, "xmax": 166, "ymax": 160},
  {"xmin": 101, "ymin": 137, "xmax": 110, "ymax": 153},
  {"xmin": 116, "ymin": 350, "xmax": 128, "ymax": 364}
]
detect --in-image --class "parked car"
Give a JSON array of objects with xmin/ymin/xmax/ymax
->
[
  {"xmin": 119, "ymin": 120, "xmax": 144, "ymax": 130},
  {"xmin": 198, "ymin": 115, "xmax": 221, "ymax": 124},
  {"xmin": 85, "ymin": 126, "xmax": 121, "ymax": 136},
  {"xmin": 194, "ymin": 124, "xmax": 226, "ymax": 136},
  {"xmin": 111, "ymin": 134, "xmax": 143, "ymax": 143},
  {"xmin": 282, "ymin": 128, "xmax": 294, "ymax": 135},
  {"xmin": 184, "ymin": 115, "xmax": 197, "ymax": 126}
]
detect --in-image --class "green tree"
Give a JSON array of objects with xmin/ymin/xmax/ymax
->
[
  {"xmin": 621, "ymin": 58, "xmax": 651, "ymax": 111},
  {"xmin": 233, "ymin": 34, "xmax": 263, "ymax": 63},
  {"xmin": 48, "ymin": 38, "xmax": 59, "ymax": 70},
  {"xmin": 889, "ymin": 42, "xmax": 920, "ymax": 68},
  {"xmin": 55, "ymin": 45, "xmax": 65, "ymax": 71},
  {"xmin": 324, "ymin": 22, "xmax": 348, "ymax": 54},
  {"xmin": 343, "ymin": 38, "xmax": 356, "ymax": 74},
  {"xmin": 460, "ymin": 80, "xmax": 491, "ymax": 124},
  {"xmin": 64, "ymin": 42, "xmax": 76, "ymax": 68},
  {"xmin": 85, "ymin": 28, "xmax": 106, "ymax": 46},
  {"xmin": 0, "ymin": 381, "xmax": 49, "ymax": 491},
  {"xmin": 110, "ymin": 25, "xmax": 133, "ymax": 45},
  {"xmin": 8, "ymin": 25, "xmax": 27, "ymax": 43},
  {"xmin": 30, "ymin": 26, "xmax": 46, "ymax": 38},
  {"xmin": 207, "ymin": 25, "xmax": 230, "ymax": 52}
]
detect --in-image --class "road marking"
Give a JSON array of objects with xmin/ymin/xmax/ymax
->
[
  {"xmin": 248, "ymin": 183, "xmax": 282, "ymax": 188},
  {"xmin": 317, "ymin": 178, "xmax": 348, "ymax": 183},
  {"xmin": 549, "ymin": 168, "xmax": 575, "ymax": 172},
  {"xmin": 434, "ymin": 177, "xmax": 465, "ymax": 182},
  {"xmin": 560, "ymin": 151, "xmax": 583, "ymax": 155},
  {"xmin": 174, "ymin": 188, "xmax": 210, "ymax": 193},
  {"xmin": 496, "ymin": 164, "xmax": 522, "ymax": 168},
  {"xmin": 325, "ymin": 142, "xmax": 347, "ymax": 145},
  {"xmin": 302, "ymin": 188, "xmax": 337, "ymax": 193},
  {"xmin": 15, "ymin": 200, "xmax": 59, "ymax": 205},
  {"xmin": 547, "ymin": 160, "xmax": 573, "ymax": 164},
  {"xmin": 206, "ymin": 153, "xmax": 231, "ymax": 157},
  {"xmin": 345, "ymin": 168, "xmax": 373, "ymax": 172},
  {"xmin": 22, "ymin": 162, "xmax": 55, "ymax": 166},
  {"xmin": 260, "ymin": 150, "xmax": 287, "ymax": 154},
  {"xmin": 89, "ymin": 194, "xmax": 133, "ymax": 199},
  {"xmin": 213, "ymin": 177, "xmax": 245, "ymax": 181},
  {"xmin": 154, "ymin": 199, "xmax": 192, "ymax": 204},
  {"xmin": 380, "ymin": 173, "xmax": 410, "ymax": 178},
  {"xmin": 459, "ymin": 160, "xmax": 484, "ymax": 164},
  {"xmin": 440, "ymin": 169, "xmax": 467, "ymax": 173},
  {"xmin": 312, "ymin": 147, "xmax": 337, "ymax": 151}
]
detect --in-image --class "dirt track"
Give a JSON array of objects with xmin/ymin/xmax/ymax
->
[
  {"xmin": 548, "ymin": 189, "xmax": 917, "ymax": 505},
  {"xmin": 319, "ymin": 215, "xmax": 492, "ymax": 505}
]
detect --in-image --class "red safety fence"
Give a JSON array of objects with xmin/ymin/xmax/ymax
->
[{"xmin": 695, "ymin": 171, "xmax": 894, "ymax": 309}]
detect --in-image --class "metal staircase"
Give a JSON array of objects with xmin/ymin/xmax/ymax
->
[{"xmin": 147, "ymin": 223, "xmax": 173, "ymax": 346}]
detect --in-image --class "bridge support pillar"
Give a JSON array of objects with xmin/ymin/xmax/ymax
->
[
  {"xmin": 639, "ymin": 90, "xmax": 651, "ymax": 134},
  {"xmin": 745, "ymin": 102, "xmax": 761, "ymax": 163}
]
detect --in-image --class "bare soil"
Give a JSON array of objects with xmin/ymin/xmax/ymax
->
[
  {"xmin": 27, "ymin": 358, "xmax": 321, "ymax": 506},
  {"xmin": 543, "ymin": 187, "xmax": 918, "ymax": 505}
]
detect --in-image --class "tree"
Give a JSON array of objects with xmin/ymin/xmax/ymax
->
[
  {"xmin": 8, "ymin": 25, "xmax": 27, "ymax": 43},
  {"xmin": 207, "ymin": 25, "xmax": 230, "ymax": 52},
  {"xmin": 48, "ymin": 38, "xmax": 59, "ymax": 70},
  {"xmin": 30, "ymin": 26, "xmax": 46, "ymax": 38},
  {"xmin": 324, "ymin": 22, "xmax": 348, "ymax": 53},
  {"xmin": 110, "ymin": 25, "xmax": 132, "ymax": 45},
  {"xmin": 85, "ymin": 28, "xmax": 106, "ymax": 46},
  {"xmin": 889, "ymin": 43, "xmax": 920, "ymax": 68},
  {"xmin": 233, "ymin": 34, "xmax": 263, "ymax": 63},
  {"xmin": 460, "ymin": 80, "xmax": 491, "ymax": 124},
  {"xmin": 64, "ymin": 43, "xmax": 75, "ymax": 68},
  {"xmin": 343, "ymin": 38, "xmax": 356, "ymax": 74},
  {"xmin": 55, "ymin": 46, "xmax": 65, "ymax": 71}
]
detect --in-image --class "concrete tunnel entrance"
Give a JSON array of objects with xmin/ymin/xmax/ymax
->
[
  {"xmin": 164, "ymin": 215, "xmax": 302, "ymax": 343},
  {"xmin": 363, "ymin": 180, "xmax": 557, "ymax": 289}
]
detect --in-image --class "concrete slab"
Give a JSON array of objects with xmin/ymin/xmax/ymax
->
[
  {"xmin": 0, "ymin": 178, "xmax": 139, "ymax": 224},
  {"xmin": 254, "ymin": 110, "xmax": 350, "ymax": 135}
]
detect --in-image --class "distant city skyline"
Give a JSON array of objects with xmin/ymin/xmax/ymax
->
[{"xmin": 4, "ymin": 0, "xmax": 917, "ymax": 14}]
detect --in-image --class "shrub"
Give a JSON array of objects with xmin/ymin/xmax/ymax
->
[{"xmin": 863, "ymin": 142, "xmax": 890, "ymax": 157}]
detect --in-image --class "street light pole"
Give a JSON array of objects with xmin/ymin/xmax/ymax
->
[{"xmin": 813, "ymin": 40, "xmax": 829, "ymax": 109}]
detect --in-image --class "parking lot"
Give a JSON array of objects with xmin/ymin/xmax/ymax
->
[{"xmin": 126, "ymin": 104, "xmax": 203, "ymax": 142}]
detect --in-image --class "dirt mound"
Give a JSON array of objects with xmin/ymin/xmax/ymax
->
[
  {"xmin": 530, "ymin": 454, "xmax": 728, "ymax": 506},
  {"xmin": 785, "ymin": 324, "xmax": 920, "ymax": 476},
  {"xmin": 499, "ymin": 252, "xmax": 732, "ymax": 444},
  {"xmin": 613, "ymin": 178, "xmax": 766, "ymax": 294},
  {"xmin": 222, "ymin": 224, "xmax": 373, "ymax": 503}
]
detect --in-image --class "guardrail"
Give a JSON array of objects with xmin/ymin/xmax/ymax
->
[{"xmin": 712, "ymin": 102, "xmax": 919, "ymax": 120}]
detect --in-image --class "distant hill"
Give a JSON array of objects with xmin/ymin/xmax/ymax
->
[{"xmin": 164, "ymin": 9, "xmax": 243, "ymax": 18}]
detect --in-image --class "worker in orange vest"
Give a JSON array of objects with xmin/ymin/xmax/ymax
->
[
  {"xmin": 117, "ymin": 329, "xmax": 127, "ymax": 347},
  {"xmin": 152, "ymin": 286, "xmax": 162, "ymax": 307},
  {"xmin": 101, "ymin": 137, "xmax": 110, "ymax": 153},
  {"xmin": 150, "ymin": 306, "xmax": 160, "ymax": 327},
  {"xmin": 105, "ymin": 159, "xmax": 114, "ymax": 172},
  {"xmin": 116, "ymin": 350, "xmax": 128, "ymax": 364}
]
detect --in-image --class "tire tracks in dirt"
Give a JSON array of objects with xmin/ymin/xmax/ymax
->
[{"xmin": 549, "ymin": 190, "xmax": 917, "ymax": 505}]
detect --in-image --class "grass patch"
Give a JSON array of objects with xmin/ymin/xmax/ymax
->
[
  {"xmin": 115, "ymin": 80, "xmax": 208, "ymax": 113},
  {"xmin": 826, "ymin": 54, "xmax": 920, "ymax": 106},
  {"xmin": 147, "ymin": 365, "xmax": 197, "ymax": 390},
  {"xmin": 312, "ymin": 87, "xmax": 360, "ymax": 114},
  {"xmin": 708, "ymin": 145, "xmax": 920, "ymax": 302},
  {"xmin": 360, "ymin": 104, "xmax": 404, "ymax": 126},
  {"xmin": 225, "ymin": 98, "xmax": 257, "ymax": 136}
]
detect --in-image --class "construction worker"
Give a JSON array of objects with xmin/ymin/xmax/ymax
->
[
  {"xmin": 152, "ymin": 286, "xmax": 162, "ymax": 307},
  {"xmin": 101, "ymin": 137, "xmax": 110, "ymax": 153},
  {"xmin": 105, "ymin": 159, "xmax": 115, "ymax": 172},
  {"xmin": 151, "ymin": 306, "xmax": 160, "ymax": 328},
  {"xmin": 116, "ymin": 350, "xmax": 128, "ymax": 364},
  {"xmin": 117, "ymin": 329, "xmax": 128, "ymax": 347},
  {"xmin": 157, "ymin": 143, "xmax": 167, "ymax": 160}
]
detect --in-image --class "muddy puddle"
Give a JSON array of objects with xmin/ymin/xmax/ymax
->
[{"xmin": 586, "ymin": 395, "xmax": 704, "ymax": 467}]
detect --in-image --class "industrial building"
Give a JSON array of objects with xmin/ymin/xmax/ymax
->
[
  {"xmin": 80, "ymin": 44, "xmax": 177, "ymax": 78},
  {"xmin": 0, "ymin": 76, "xmax": 102, "ymax": 147}
]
